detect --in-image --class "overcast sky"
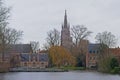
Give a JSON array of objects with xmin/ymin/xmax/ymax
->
[{"xmin": 5, "ymin": 0, "xmax": 120, "ymax": 48}]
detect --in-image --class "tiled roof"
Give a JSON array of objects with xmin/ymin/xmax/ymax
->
[
  {"xmin": 20, "ymin": 53, "xmax": 49, "ymax": 62},
  {"xmin": 20, "ymin": 53, "xmax": 29, "ymax": 61},
  {"xmin": 39, "ymin": 53, "xmax": 48, "ymax": 62},
  {"xmin": 88, "ymin": 44, "xmax": 100, "ymax": 51},
  {"xmin": 8, "ymin": 44, "xmax": 32, "ymax": 53},
  {"xmin": 31, "ymin": 53, "xmax": 37, "ymax": 61}
]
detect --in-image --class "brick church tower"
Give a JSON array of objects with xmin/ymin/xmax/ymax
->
[{"xmin": 61, "ymin": 10, "xmax": 72, "ymax": 51}]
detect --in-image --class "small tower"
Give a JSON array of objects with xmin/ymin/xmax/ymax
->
[{"xmin": 61, "ymin": 10, "xmax": 72, "ymax": 52}]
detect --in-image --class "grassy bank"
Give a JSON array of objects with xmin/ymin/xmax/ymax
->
[
  {"xmin": 109, "ymin": 67, "xmax": 120, "ymax": 74},
  {"xmin": 97, "ymin": 67, "xmax": 120, "ymax": 74},
  {"xmin": 60, "ymin": 67, "xmax": 85, "ymax": 71},
  {"xmin": 0, "ymin": 68, "xmax": 9, "ymax": 73}
]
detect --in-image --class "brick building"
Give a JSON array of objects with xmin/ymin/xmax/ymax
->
[
  {"xmin": 86, "ymin": 44, "xmax": 100, "ymax": 69},
  {"xmin": 5, "ymin": 44, "xmax": 49, "ymax": 68},
  {"xmin": 110, "ymin": 47, "xmax": 120, "ymax": 65},
  {"xmin": 20, "ymin": 52, "xmax": 48, "ymax": 68},
  {"xmin": 86, "ymin": 44, "xmax": 120, "ymax": 69}
]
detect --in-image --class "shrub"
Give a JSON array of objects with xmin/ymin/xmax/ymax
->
[{"xmin": 110, "ymin": 67, "xmax": 120, "ymax": 74}]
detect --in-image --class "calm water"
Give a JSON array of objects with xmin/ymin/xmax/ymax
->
[{"xmin": 0, "ymin": 71, "xmax": 120, "ymax": 80}]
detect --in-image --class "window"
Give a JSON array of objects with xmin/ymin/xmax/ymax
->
[{"xmin": 89, "ymin": 51, "xmax": 92, "ymax": 53}]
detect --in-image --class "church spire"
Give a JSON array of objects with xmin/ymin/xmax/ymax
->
[
  {"xmin": 61, "ymin": 10, "xmax": 72, "ymax": 51},
  {"xmin": 64, "ymin": 10, "xmax": 68, "ymax": 28}
]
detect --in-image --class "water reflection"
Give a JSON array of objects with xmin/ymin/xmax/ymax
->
[{"xmin": 0, "ymin": 71, "xmax": 120, "ymax": 80}]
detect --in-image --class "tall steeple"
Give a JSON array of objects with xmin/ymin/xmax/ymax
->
[
  {"xmin": 61, "ymin": 10, "xmax": 72, "ymax": 52},
  {"xmin": 64, "ymin": 10, "xmax": 68, "ymax": 28}
]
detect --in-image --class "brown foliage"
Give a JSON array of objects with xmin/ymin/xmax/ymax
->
[{"xmin": 49, "ymin": 46, "xmax": 76, "ymax": 67}]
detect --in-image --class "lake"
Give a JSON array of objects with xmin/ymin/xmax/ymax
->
[{"xmin": 0, "ymin": 71, "xmax": 120, "ymax": 80}]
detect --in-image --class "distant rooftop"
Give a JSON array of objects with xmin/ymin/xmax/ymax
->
[
  {"xmin": 8, "ymin": 44, "xmax": 32, "ymax": 53},
  {"xmin": 88, "ymin": 43, "xmax": 100, "ymax": 51}
]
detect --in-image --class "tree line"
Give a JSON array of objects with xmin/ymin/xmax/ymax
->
[
  {"xmin": 0, "ymin": 0, "xmax": 119, "ymax": 73},
  {"xmin": 0, "ymin": 0, "xmax": 23, "ymax": 61},
  {"xmin": 43, "ymin": 24, "xmax": 118, "ymax": 71}
]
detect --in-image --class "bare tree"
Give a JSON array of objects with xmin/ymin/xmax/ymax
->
[
  {"xmin": 0, "ymin": 0, "xmax": 10, "ymax": 61},
  {"xmin": 0, "ymin": 0, "xmax": 10, "ymax": 24},
  {"xmin": 95, "ymin": 31, "xmax": 117, "ymax": 48},
  {"xmin": 42, "ymin": 43, "xmax": 50, "ymax": 50},
  {"xmin": 71, "ymin": 25, "xmax": 92, "ymax": 46},
  {"xmin": 46, "ymin": 28, "xmax": 60, "ymax": 47},
  {"xmin": 0, "ymin": 0, "xmax": 23, "ymax": 61},
  {"xmin": 30, "ymin": 41, "xmax": 39, "ymax": 53},
  {"xmin": 95, "ymin": 31, "xmax": 117, "ymax": 57},
  {"xmin": 0, "ymin": 26, "xmax": 23, "ymax": 61},
  {"xmin": 42, "ymin": 28, "xmax": 60, "ymax": 50},
  {"xmin": 95, "ymin": 31, "xmax": 117, "ymax": 72},
  {"xmin": 71, "ymin": 25, "xmax": 92, "ymax": 67}
]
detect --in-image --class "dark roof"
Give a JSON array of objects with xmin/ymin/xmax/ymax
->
[
  {"xmin": 39, "ymin": 53, "xmax": 48, "ymax": 62},
  {"xmin": 31, "ymin": 53, "xmax": 37, "ymax": 61},
  {"xmin": 20, "ymin": 53, "xmax": 29, "ymax": 61},
  {"xmin": 20, "ymin": 53, "xmax": 48, "ymax": 62},
  {"xmin": 8, "ymin": 44, "xmax": 32, "ymax": 53},
  {"xmin": 39, "ymin": 50, "xmax": 48, "ymax": 53},
  {"xmin": 88, "ymin": 43, "xmax": 100, "ymax": 51}
]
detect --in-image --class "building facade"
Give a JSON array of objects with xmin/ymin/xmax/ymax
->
[
  {"xmin": 8, "ymin": 44, "xmax": 48, "ymax": 68},
  {"xmin": 20, "ymin": 52, "xmax": 48, "ymax": 68},
  {"xmin": 61, "ymin": 10, "xmax": 72, "ymax": 51},
  {"xmin": 110, "ymin": 48, "xmax": 120, "ymax": 65},
  {"xmin": 86, "ymin": 44, "xmax": 100, "ymax": 69}
]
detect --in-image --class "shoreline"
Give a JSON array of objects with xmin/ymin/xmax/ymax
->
[{"xmin": 9, "ymin": 68, "xmax": 68, "ymax": 72}]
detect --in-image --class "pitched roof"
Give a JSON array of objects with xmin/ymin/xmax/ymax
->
[
  {"xmin": 20, "ymin": 53, "xmax": 29, "ymax": 61},
  {"xmin": 8, "ymin": 44, "xmax": 32, "ymax": 53},
  {"xmin": 88, "ymin": 43, "xmax": 100, "ymax": 51},
  {"xmin": 39, "ymin": 53, "xmax": 48, "ymax": 62},
  {"xmin": 20, "ymin": 53, "xmax": 49, "ymax": 62}
]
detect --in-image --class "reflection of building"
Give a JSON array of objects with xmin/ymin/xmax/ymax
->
[{"xmin": 61, "ymin": 10, "xmax": 72, "ymax": 51}]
